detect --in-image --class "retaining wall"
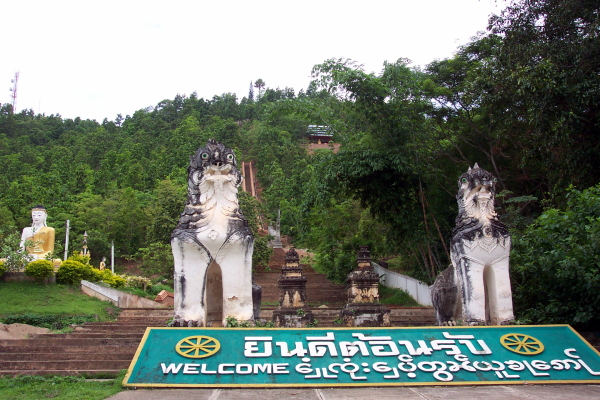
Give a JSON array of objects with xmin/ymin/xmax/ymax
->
[
  {"xmin": 80, "ymin": 280, "xmax": 169, "ymax": 308},
  {"xmin": 372, "ymin": 263, "xmax": 432, "ymax": 306}
]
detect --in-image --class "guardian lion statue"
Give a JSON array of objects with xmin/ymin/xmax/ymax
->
[
  {"xmin": 431, "ymin": 164, "xmax": 514, "ymax": 326},
  {"xmin": 171, "ymin": 139, "xmax": 254, "ymax": 327}
]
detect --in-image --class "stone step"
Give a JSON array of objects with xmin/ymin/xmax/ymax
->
[
  {"xmin": 0, "ymin": 338, "xmax": 141, "ymax": 347},
  {"xmin": 393, "ymin": 321, "xmax": 435, "ymax": 327},
  {"xmin": 31, "ymin": 333, "xmax": 144, "ymax": 339},
  {"xmin": 0, "ymin": 369, "xmax": 122, "ymax": 378},
  {"xmin": 391, "ymin": 316, "xmax": 436, "ymax": 323},
  {"xmin": 117, "ymin": 314, "xmax": 171, "ymax": 318},
  {"xmin": 69, "ymin": 329, "xmax": 151, "ymax": 336},
  {"xmin": 118, "ymin": 309, "xmax": 173, "ymax": 317},
  {"xmin": 263, "ymin": 307, "xmax": 435, "ymax": 316},
  {"xmin": 0, "ymin": 352, "xmax": 134, "ymax": 361},
  {"xmin": 267, "ymin": 279, "xmax": 339, "ymax": 284},
  {"xmin": 256, "ymin": 284, "xmax": 346, "ymax": 289},
  {"xmin": 74, "ymin": 324, "xmax": 157, "ymax": 330},
  {"xmin": 1, "ymin": 360, "xmax": 130, "ymax": 371},
  {"xmin": 115, "ymin": 318, "xmax": 170, "ymax": 324},
  {"xmin": 0, "ymin": 345, "xmax": 136, "ymax": 354}
]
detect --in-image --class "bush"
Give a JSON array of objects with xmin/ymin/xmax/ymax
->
[
  {"xmin": 0, "ymin": 260, "xmax": 5, "ymax": 277},
  {"xmin": 511, "ymin": 185, "xmax": 600, "ymax": 330},
  {"xmin": 102, "ymin": 271, "xmax": 126, "ymax": 288},
  {"xmin": 68, "ymin": 251, "xmax": 91, "ymax": 265},
  {"xmin": 147, "ymin": 283, "xmax": 173, "ymax": 296},
  {"xmin": 56, "ymin": 260, "xmax": 94, "ymax": 284},
  {"xmin": 89, "ymin": 268, "xmax": 104, "ymax": 282},
  {"xmin": 24, "ymin": 260, "xmax": 54, "ymax": 282},
  {"xmin": 122, "ymin": 275, "xmax": 152, "ymax": 290},
  {"xmin": 0, "ymin": 232, "xmax": 34, "ymax": 272}
]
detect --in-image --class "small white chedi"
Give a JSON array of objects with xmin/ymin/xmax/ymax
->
[
  {"xmin": 431, "ymin": 164, "xmax": 514, "ymax": 326},
  {"xmin": 20, "ymin": 205, "xmax": 55, "ymax": 261},
  {"xmin": 171, "ymin": 140, "xmax": 254, "ymax": 327}
]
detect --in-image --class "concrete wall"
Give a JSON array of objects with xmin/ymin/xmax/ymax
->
[
  {"xmin": 80, "ymin": 280, "xmax": 170, "ymax": 308},
  {"xmin": 372, "ymin": 263, "xmax": 432, "ymax": 306}
]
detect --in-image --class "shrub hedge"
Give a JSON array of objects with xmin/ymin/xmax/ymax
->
[{"xmin": 24, "ymin": 260, "xmax": 54, "ymax": 282}]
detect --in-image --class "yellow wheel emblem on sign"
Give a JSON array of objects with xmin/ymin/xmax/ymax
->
[
  {"xmin": 175, "ymin": 335, "xmax": 221, "ymax": 359},
  {"xmin": 500, "ymin": 333, "xmax": 544, "ymax": 355}
]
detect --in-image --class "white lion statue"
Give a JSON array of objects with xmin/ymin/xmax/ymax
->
[
  {"xmin": 171, "ymin": 139, "xmax": 254, "ymax": 327},
  {"xmin": 431, "ymin": 164, "xmax": 514, "ymax": 326}
]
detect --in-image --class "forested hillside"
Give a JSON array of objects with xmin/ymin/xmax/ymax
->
[{"xmin": 1, "ymin": 0, "xmax": 598, "ymax": 328}]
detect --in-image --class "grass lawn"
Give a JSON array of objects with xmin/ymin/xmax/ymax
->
[
  {"xmin": 378, "ymin": 284, "xmax": 420, "ymax": 306},
  {"xmin": 0, "ymin": 282, "xmax": 126, "ymax": 398},
  {"xmin": 0, "ymin": 281, "xmax": 119, "ymax": 320},
  {"xmin": 0, "ymin": 373, "xmax": 125, "ymax": 400},
  {"xmin": 0, "ymin": 281, "xmax": 120, "ymax": 329}
]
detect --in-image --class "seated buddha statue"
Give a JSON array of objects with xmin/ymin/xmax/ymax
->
[{"xmin": 20, "ymin": 205, "xmax": 55, "ymax": 261}]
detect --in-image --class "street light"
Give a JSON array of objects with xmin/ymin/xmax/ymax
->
[{"xmin": 83, "ymin": 231, "xmax": 88, "ymax": 256}]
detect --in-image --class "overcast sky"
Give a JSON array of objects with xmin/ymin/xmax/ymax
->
[{"xmin": 2, "ymin": 0, "xmax": 505, "ymax": 122}]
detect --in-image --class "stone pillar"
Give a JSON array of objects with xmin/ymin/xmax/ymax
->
[
  {"xmin": 268, "ymin": 209, "xmax": 283, "ymax": 248},
  {"xmin": 341, "ymin": 246, "xmax": 390, "ymax": 327},
  {"xmin": 272, "ymin": 248, "xmax": 314, "ymax": 327}
]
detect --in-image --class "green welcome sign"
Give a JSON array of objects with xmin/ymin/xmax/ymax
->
[{"xmin": 123, "ymin": 325, "xmax": 600, "ymax": 387}]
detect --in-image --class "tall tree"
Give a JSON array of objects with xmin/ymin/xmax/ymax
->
[
  {"xmin": 254, "ymin": 79, "xmax": 266, "ymax": 98},
  {"xmin": 308, "ymin": 58, "xmax": 449, "ymax": 280},
  {"xmin": 488, "ymin": 0, "xmax": 600, "ymax": 192},
  {"xmin": 248, "ymin": 81, "xmax": 255, "ymax": 102}
]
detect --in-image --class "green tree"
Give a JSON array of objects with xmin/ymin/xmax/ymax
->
[
  {"xmin": 238, "ymin": 191, "xmax": 272, "ymax": 269},
  {"xmin": 138, "ymin": 242, "xmax": 174, "ymax": 278},
  {"xmin": 308, "ymin": 58, "xmax": 448, "ymax": 280},
  {"xmin": 0, "ymin": 233, "xmax": 34, "ymax": 272},
  {"xmin": 74, "ymin": 189, "xmax": 149, "ymax": 259},
  {"xmin": 254, "ymin": 79, "xmax": 266, "ymax": 98},
  {"xmin": 488, "ymin": 0, "xmax": 600, "ymax": 191},
  {"xmin": 511, "ymin": 185, "xmax": 600, "ymax": 330},
  {"xmin": 248, "ymin": 81, "xmax": 255, "ymax": 102},
  {"xmin": 146, "ymin": 179, "xmax": 186, "ymax": 244},
  {"xmin": 0, "ymin": 201, "xmax": 17, "ymax": 235}
]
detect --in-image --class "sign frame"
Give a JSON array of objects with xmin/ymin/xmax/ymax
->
[{"xmin": 123, "ymin": 325, "xmax": 600, "ymax": 388}]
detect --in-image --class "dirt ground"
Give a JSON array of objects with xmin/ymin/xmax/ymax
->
[{"xmin": 0, "ymin": 323, "xmax": 51, "ymax": 339}]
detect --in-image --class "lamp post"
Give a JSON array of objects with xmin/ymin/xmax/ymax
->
[
  {"xmin": 64, "ymin": 220, "xmax": 70, "ymax": 260},
  {"xmin": 83, "ymin": 231, "xmax": 88, "ymax": 256}
]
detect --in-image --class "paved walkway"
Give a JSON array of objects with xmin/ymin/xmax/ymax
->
[{"xmin": 106, "ymin": 384, "xmax": 600, "ymax": 399}]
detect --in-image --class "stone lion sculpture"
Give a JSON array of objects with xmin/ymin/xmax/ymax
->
[
  {"xmin": 431, "ymin": 164, "xmax": 514, "ymax": 326},
  {"xmin": 171, "ymin": 139, "xmax": 254, "ymax": 327}
]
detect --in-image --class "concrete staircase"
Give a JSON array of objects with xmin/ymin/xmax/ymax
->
[
  {"xmin": 253, "ymin": 270, "xmax": 348, "ymax": 306},
  {"xmin": 0, "ymin": 305, "xmax": 436, "ymax": 378},
  {"xmin": 255, "ymin": 247, "xmax": 348, "ymax": 306},
  {"xmin": 0, "ymin": 248, "xmax": 437, "ymax": 377},
  {"xmin": 260, "ymin": 305, "xmax": 435, "ymax": 327},
  {"xmin": 0, "ymin": 309, "xmax": 171, "ymax": 377}
]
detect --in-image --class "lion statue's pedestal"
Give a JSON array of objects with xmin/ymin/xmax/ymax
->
[
  {"xmin": 171, "ymin": 140, "xmax": 254, "ymax": 327},
  {"xmin": 431, "ymin": 164, "xmax": 514, "ymax": 326}
]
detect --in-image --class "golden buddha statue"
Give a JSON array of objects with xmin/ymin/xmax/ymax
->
[{"xmin": 20, "ymin": 205, "xmax": 55, "ymax": 261}]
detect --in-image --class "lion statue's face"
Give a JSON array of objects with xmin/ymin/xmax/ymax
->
[
  {"xmin": 185, "ymin": 139, "xmax": 243, "ymax": 207},
  {"xmin": 458, "ymin": 164, "xmax": 498, "ymax": 223},
  {"xmin": 191, "ymin": 139, "xmax": 238, "ymax": 178}
]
